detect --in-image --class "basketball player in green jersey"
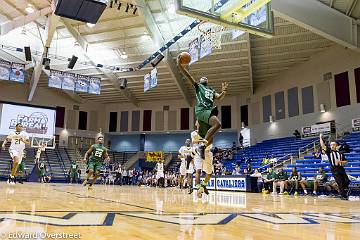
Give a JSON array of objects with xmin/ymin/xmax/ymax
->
[
  {"xmin": 83, "ymin": 135, "xmax": 110, "ymax": 189},
  {"xmin": 177, "ymin": 55, "xmax": 228, "ymax": 159}
]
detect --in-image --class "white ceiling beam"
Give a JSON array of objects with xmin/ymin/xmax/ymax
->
[
  {"xmin": 272, "ymin": 0, "xmax": 360, "ymax": 50},
  {"xmin": 28, "ymin": 12, "xmax": 59, "ymax": 102},
  {"xmin": 135, "ymin": 0, "xmax": 192, "ymax": 106},
  {"xmin": 62, "ymin": 19, "xmax": 139, "ymax": 107},
  {"xmin": 0, "ymin": 6, "xmax": 52, "ymax": 36}
]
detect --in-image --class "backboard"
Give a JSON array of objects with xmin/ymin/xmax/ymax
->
[
  {"xmin": 31, "ymin": 134, "xmax": 56, "ymax": 150},
  {"xmin": 175, "ymin": 0, "xmax": 274, "ymax": 38}
]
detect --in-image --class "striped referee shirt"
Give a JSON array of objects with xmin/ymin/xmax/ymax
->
[{"xmin": 324, "ymin": 149, "xmax": 343, "ymax": 167}]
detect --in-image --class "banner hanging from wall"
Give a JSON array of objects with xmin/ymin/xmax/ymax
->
[
  {"xmin": 9, "ymin": 63, "xmax": 25, "ymax": 83},
  {"xmin": 88, "ymin": 76, "xmax": 101, "ymax": 95},
  {"xmin": 146, "ymin": 152, "xmax": 164, "ymax": 162},
  {"xmin": 150, "ymin": 68, "xmax": 158, "ymax": 89},
  {"xmin": 48, "ymin": 70, "xmax": 63, "ymax": 89},
  {"xmin": 61, "ymin": 72, "xmax": 76, "ymax": 91},
  {"xmin": 0, "ymin": 59, "xmax": 11, "ymax": 81},
  {"xmin": 75, "ymin": 75, "xmax": 89, "ymax": 92},
  {"xmin": 302, "ymin": 122, "xmax": 333, "ymax": 137},
  {"xmin": 188, "ymin": 38, "xmax": 199, "ymax": 64},
  {"xmin": 352, "ymin": 118, "xmax": 360, "ymax": 132}
]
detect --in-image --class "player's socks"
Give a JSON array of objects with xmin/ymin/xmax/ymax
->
[
  {"xmin": 188, "ymin": 186, "xmax": 193, "ymax": 194},
  {"xmin": 201, "ymin": 183, "xmax": 209, "ymax": 195}
]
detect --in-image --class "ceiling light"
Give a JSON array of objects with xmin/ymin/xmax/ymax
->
[
  {"xmin": 121, "ymin": 53, "xmax": 128, "ymax": 59},
  {"xmin": 168, "ymin": 4, "xmax": 176, "ymax": 14},
  {"xmin": 87, "ymin": 23, "xmax": 96, "ymax": 28},
  {"xmin": 25, "ymin": 4, "xmax": 35, "ymax": 14}
]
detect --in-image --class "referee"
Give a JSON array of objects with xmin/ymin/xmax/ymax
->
[{"xmin": 319, "ymin": 133, "xmax": 350, "ymax": 200}]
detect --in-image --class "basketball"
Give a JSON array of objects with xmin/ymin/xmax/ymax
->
[{"xmin": 178, "ymin": 52, "xmax": 191, "ymax": 65}]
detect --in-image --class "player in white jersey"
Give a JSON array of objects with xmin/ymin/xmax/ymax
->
[
  {"xmin": 1, "ymin": 123, "xmax": 30, "ymax": 184},
  {"xmin": 155, "ymin": 160, "xmax": 165, "ymax": 187},
  {"xmin": 192, "ymin": 121, "xmax": 214, "ymax": 198},
  {"xmin": 178, "ymin": 139, "xmax": 195, "ymax": 193}
]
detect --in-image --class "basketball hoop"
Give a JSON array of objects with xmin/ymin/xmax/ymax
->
[{"xmin": 197, "ymin": 21, "xmax": 226, "ymax": 50}]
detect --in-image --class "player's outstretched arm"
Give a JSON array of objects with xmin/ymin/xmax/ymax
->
[
  {"xmin": 1, "ymin": 135, "xmax": 11, "ymax": 150},
  {"xmin": 215, "ymin": 82, "xmax": 228, "ymax": 100},
  {"xmin": 83, "ymin": 146, "xmax": 94, "ymax": 162},
  {"xmin": 319, "ymin": 133, "xmax": 326, "ymax": 151},
  {"xmin": 176, "ymin": 55, "xmax": 196, "ymax": 85}
]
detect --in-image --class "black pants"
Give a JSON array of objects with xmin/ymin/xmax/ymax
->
[{"xmin": 330, "ymin": 166, "xmax": 350, "ymax": 198}]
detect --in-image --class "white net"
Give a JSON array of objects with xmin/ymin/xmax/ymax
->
[
  {"xmin": 197, "ymin": 22, "xmax": 225, "ymax": 50},
  {"xmin": 31, "ymin": 135, "xmax": 55, "ymax": 149}
]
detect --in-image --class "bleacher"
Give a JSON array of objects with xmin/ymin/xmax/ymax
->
[
  {"xmin": 0, "ymin": 144, "xmax": 137, "ymax": 182},
  {"xmin": 226, "ymin": 136, "xmax": 317, "ymax": 171},
  {"xmin": 286, "ymin": 132, "xmax": 360, "ymax": 179}
]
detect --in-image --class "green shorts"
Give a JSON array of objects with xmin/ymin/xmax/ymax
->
[
  {"xmin": 39, "ymin": 169, "xmax": 45, "ymax": 177},
  {"xmin": 307, "ymin": 180, "xmax": 314, "ymax": 189},
  {"xmin": 87, "ymin": 160, "xmax": 102, "ymax": 172},
  {"xmin": 18, "ymin": 162, "xmax": 25, "ymax": 172},
  {"xmin": 195, "ymin": 106, "xmax": 218, "ymax": 138}
]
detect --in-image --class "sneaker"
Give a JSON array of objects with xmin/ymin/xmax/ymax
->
[
  {"xmin": 197, "ymin": 144, "xmax": 206, "ymax": 160},
  {"xmin": 88, "ymin": 184, "xmax": 93, "ymax": 190},
  {"xmin": 188, "ymin": 187, "xmax": 193, "ymax": 194},
  {"xmin": 294, "ymin": 191, "xmax": 298, "ymax": 196},
  {"xmin": 7, "ymin": 176, "xmax": 15, "ymax": 185},
  {"xmin": 283, "ymin": 191, "xmax": 288, "ymax": 195},
  {"xmin": 202, "ymin": 184, "xmax": 209, "ymax": 195},
  {"xmin": 18, "ymin": 179, "xmax": 24, "ymax": 184},
  {"xmin": 313, "ymin": 191, "xmax": 317, "ymax": 195},
  {"xmin": 278, "ymin": 192, "xmax": 283, "ymax": 195},
  {"xmin": 83, "ymin": 179, "xmax": 88, "ymax": 186},
  {"xmin": 264, "ymin": 190, "xmax": 269, "ymax": 194},
  {"xmin": 197, "ymin": 186, "xmax": 204, "ymax": 198}
]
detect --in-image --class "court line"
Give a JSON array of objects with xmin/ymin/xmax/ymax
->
[{"xmin": 53, "ymin": 189, "xmax": 157, "ymax": 211}]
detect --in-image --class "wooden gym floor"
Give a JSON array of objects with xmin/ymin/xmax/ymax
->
[{"xmin": 0, "ymin": 182, "xmax": 359, "ymax": 240}]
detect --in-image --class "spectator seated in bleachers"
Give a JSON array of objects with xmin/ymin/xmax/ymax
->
[
  {"xmin": 300, "ymin": 167, "xmax": 328, "ymax": 195},
  {"xmin": 324, "ymin": 177, "xmax": 340, "ymax": 195},
  {"xmin": 232, "ymin": 165, "xmax": 241, "ymax": 175},
  {"xmin": 250, "ymin": 169, "xmax": 263, "ymax": 192},
  {"xmin": 243, "ymin": 163, "xmax": 253, "ymax": 175},
  {"xmin": 288, "ymin": 167, "xmax": 301, "ymax": 196},
  {"xmin": 273, "ymin": 168, "xmax": 288, "ymax": 195},
  {"xmin": 263, "ymin": 168, "xmax": 276, "ymax": 194},
  {"xmin": 262, "ymin": 154, "xmax": 270, "ymax": 166},
  {"xmin": 293, "ymin": 129, "xmax": 301, "ymax": 139}
]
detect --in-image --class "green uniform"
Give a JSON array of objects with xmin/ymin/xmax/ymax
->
[
  {"xmin": 87, "ymin": 144, "xmax": 107, "ymax": 172},
  {"xmin": 276, "ymin": 171, "xmax": 288, "ymax": 181},
  {"xmin": 18, "ymin": 150, "xmax": 26, "ymax": 173},
  {"xmin": 266, "ymin": 171, "xmax": 277, "ymax": 180},
  {"xmin": 70, "ymin": 164, "xmax": 78, "ymax": 178},
  {"xmin": 194, "ymin": 83, "xmax": 218, "ymax": 138},
  {"xmin": 39, "ymin": 162, "xmax": 45, "ymax": 177}
]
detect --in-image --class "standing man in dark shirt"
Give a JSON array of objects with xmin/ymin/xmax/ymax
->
[{"xmin": 319, "ymin": 133, "xmax": 350, "ymax": 200}]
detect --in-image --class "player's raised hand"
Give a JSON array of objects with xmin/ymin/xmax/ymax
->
[{"xmin": 222, "ymin": 82, "xmax": 229, "ymax": 92}]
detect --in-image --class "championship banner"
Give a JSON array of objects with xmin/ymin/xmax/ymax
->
[
  {"xmin": 88, "ymin": 76, "xmax": 101, "ymax": 95},
  {"xmin": 146, "ymin": 151, "xmax": 164, "ymax": 162},
  {"xmin": 48, "ymin": 70, "xmax": 63, "ymax": 89},
  {"xmin": 144, "ymin": 73, "xmax": 150, "ymax": 92},
  {"xmin": 0, "ymin": 59, "xmax": 11, "ymax": 81},
  {"xmin": 188, "ymin": 38, "xmax": 199, "ymax": 64},
  {"xmin": 199, "ymin": 34, "xmax": 212, "ymax": 59},
  {"xmin": 75, "ymin": 75, "xmax": 89, "ymax": 93},
  {"xmin": 9, "ymin": 63, "xmax": 25, "ymax": 83},
  {"xmin": 353, "ymin": 118, "xmax": 360, "ymax": 132},
  {"xmin": 61, "ymin": 72, "xmax": 76, "ymax": 91},
  {"xmin": 150, "ymin": 68, "xmax": 158, "ymax": 89}
]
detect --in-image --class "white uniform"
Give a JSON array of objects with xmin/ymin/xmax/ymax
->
[
  {"xmin": 156, "ymin": 162, "xmax": 164, "ymax": 179},
  {"xmin": 8, "ymin": 131, "xmax": 29, "ymax": 163},
  {"xmin": 192, "ymin": 130, "xmax": 213, "ymax": 174},
  {"xmin": 179, "ymin": 146, "xmax": 195, "ymax": 175}
]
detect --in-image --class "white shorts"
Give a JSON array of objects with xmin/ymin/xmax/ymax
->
[
  {"xmin": 187, "ymin": 163, "xmax": 194, "ymax": 174},
  {"xmin": 9, "ymin": 149, "xmax": 23, "ymax": 163},
  {"xmin": 180, "ymin": 162, "xmax": 187, "ymax": 176},
  {"xmin": 156, "ymin": 172, "xmax": 164, "ymax": 179},
  {"xmin": 194, "ymin": 151, "xmax": 213, "ymax": 174}
]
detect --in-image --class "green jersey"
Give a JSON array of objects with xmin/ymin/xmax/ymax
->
[
  {"xmin": 89, "ymin": 144, "xmax": 107, "ymax": 162},
  {"xmin": 194, "ymin": 83, "xmax": 216, "ymax": 110},
  {"xmin": 276, "ymin": 171, "xmax": 288, "ymax": 180},
  {"xmin": 70, "ymin": 164, "xmax": 78, "ymax": 173}
]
